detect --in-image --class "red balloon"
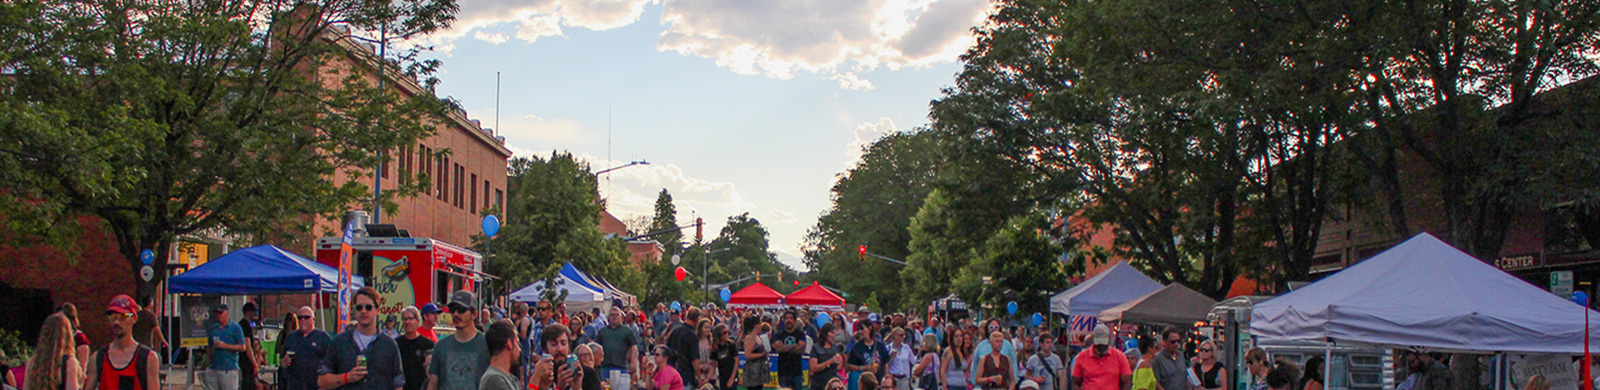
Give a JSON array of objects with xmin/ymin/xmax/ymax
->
[{"xmin": 674, "ymin": 267, "xmax": 687, "ymax": 282}]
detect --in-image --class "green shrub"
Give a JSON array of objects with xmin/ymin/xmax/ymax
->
[{"xmin": 0, "ymin": 329, "xmax": 32, "ymax": 368}]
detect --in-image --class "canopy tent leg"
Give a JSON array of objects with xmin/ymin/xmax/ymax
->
[{"xmin": 1324, "ymin": 342, "xmax": 1333, "ymax": 390}]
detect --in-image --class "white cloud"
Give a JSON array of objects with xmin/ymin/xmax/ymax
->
[
  {"xmin": 422, "ymin": 0, "xmax": 992, "ymax": 88},
  {"xmin": 473, "ymin": 31, "xmax": 510, "ymax": 44},
  {"xmin": 831, "ymin": 72, "xmax": 875, "ymax": 91},
  {"xmin": 849, "ymin": 117, "xmax": 899, "ymax": 160}
]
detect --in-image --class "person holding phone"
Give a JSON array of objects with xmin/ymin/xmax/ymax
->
[
  {"xmin": 536, "ymin": 324, "xmax": 586, "ymax": 390},
  {"xmin": 318, "ymin": 287, "xmax": 405, "ymax": 390}
]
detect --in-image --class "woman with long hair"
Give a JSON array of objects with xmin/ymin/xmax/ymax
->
[
  {"xmin": 695, "ymin": 319, "xmax": 716, "ymax": 388},
  {"xmin": 1299, "ymin": 356, "xmax": 1323, "ymax": 390},
  {"xmin": 275, "ymin": 313, "xmax": 298, "ymax": 365},
  {"xmin": 740, "ymin": 315, "xmax": 770, "ymax": 390},
  {"xmin": 913, "ymin": 335, "xmax": 940, "ymax": 390},
  {"xmin": 56, "ymin": 304, "xmax": 89, "ymax": 376},
  {"xmin": 25, "ymin": 314, "xmax": 82, "ymax": 390},
  {"xmin": 939, "ymin": 328, "xmax": 971, "ymax": 390},
  {"xmin": 1193, "ymin": 341, "xmax": 1225, "ymax": 390},
  {"xmin": 712, "ymin": 324, "xmax": 738, "ymax": 390},
  {"xmin": 1131, "ymin": 333, "xmax": 1162, "ymax": 390}
]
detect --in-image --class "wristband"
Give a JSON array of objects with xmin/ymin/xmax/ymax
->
[{"xmin": 343, "ymin": 373, "xmax": 348, "ymax": 384}]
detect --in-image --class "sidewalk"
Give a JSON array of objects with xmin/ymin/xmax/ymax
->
[{"xmin": 161, "ymin": 366, "xmax": 277, "ymax": 390}]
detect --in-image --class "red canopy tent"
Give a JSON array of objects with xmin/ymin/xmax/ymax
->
[
  {"xmin": 728, "ymin": 282, "xmax": 786, "ymax": 309},
  {"xmin": 786, "ymin": 282, "xmax": 846, "ymax": 310}
]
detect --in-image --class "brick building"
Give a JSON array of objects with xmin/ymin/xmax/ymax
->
[{"xmin": 0, "ymin": 23, "xmax": 511, "ymax": 347}]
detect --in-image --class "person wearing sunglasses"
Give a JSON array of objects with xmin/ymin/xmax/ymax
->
[
  {"xmin": 428, "ymin": 291, "xmax": 490, "ymax": 390},
  {"xmin": 1192, "ymin": 341, "xmax": 1223, "ymax": 390},
  {"xmin": 83, "ymin": 294, "xmax": 161, "ymax": 390},
  {"xmin": 318, "ymin": 287, "xmax": 404, "ymax": 390},
  {"xmin": 280, "ymin": 307, "xmax": 333, "ymax": 390},
  {"xmin": 397, "ymin": 307, "xmax": 435, "ymax": 390}
]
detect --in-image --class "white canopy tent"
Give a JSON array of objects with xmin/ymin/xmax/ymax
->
[
  {"xmin": 509, "ymin": 275, "xmax": 608, "ymax": 314},
  {"xmin": 1252, "ymin": 233, "xmax": 1600, "ymax": 354}
]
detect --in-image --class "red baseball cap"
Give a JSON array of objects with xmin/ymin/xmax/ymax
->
[{"xmin": 106, "ymin": 294, "xmax": 139, "ymax": 315}]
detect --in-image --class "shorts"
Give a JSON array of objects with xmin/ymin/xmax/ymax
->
[{"xmin": 204, "ymin": 370, "xmax": 241, "ymax": 390}]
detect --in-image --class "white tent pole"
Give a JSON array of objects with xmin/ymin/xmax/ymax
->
[{"xmin": 1324, "ymin": 341, "xmax": 1333, "ymax": 390}]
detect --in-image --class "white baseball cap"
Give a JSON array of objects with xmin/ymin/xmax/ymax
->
[{"xmin": 1091, "ymin": 324, "xmax": 1112, "ymax": 346}]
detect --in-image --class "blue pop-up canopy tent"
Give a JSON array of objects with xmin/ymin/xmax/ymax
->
[
  {"xmin": 1252, "ymin": 233, "xmax": 1600, "ymax": 354},
  {"xmin": 169, "ymin": 245, "xmax": 359, "ymax": 294},
  {"xmin": 1051, "ymin": 261, "xmax": 1163, "ymax": 316}
]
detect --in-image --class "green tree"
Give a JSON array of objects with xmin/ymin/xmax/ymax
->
[
  {"xmin": 649, "ymin": 189, "xmax": 683, "ymax": 255},
  {"xmin": 951, "ymin": 213, "xmax": 1078, "ymax": 317},
  {"xmin": 482, "ymin": 153, "xmax": 629, "ymax": 297},
  {"xmin": 0, "ymin": 0, "xmax": 458, "ymax": 301},
  {"xmin": 902, "ymin": 144, "xmax": 1038, "ymax": 307},
  {"xmin": 710, "ymin": 213, "xmax": 798, "ymax": 292},
  {"xmin": 802, "ymin": 130, "xmax": 943, "ymax": 310}
]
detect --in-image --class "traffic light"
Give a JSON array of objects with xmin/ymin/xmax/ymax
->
[
  {"xmin": 858, "ymin": 244, "xmax": 867, "ymax": 259},
  {"xmin": 695, "ymin": 218, "xmax": 704, "ymax": 240}
]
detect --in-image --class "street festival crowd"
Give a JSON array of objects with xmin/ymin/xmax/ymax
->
[{"xmin": 6, "ymin": 289, "xmax": 1508, "ymax": 390}]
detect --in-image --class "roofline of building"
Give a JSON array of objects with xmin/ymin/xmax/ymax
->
[{"xmin": 324, "ymin": 27, "xmax": 515, "ymax": 159}]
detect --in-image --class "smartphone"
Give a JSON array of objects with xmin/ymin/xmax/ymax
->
[
  {"xmin": 566, "ymin": 355, "xmax": 580, "ymax": 375},
  {"xmin": 356, "ymin": 355, "xmax": 367, "ymax": 369}
]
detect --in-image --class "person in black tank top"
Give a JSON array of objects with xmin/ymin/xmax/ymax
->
[{"xmin": 1194, "ymin": 341, "xmax": 1225, "ymax": 390}]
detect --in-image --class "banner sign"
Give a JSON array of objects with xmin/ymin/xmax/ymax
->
[{"xmin": 337, "ymin": 221, "xmax": 356, "ymax": 331}]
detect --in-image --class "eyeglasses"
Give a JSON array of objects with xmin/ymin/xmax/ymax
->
[
  {"xmin": 449, "ymin": 306, "xmax": 473, "ymax": 314},
  {"xmin": 538, "ymin": 306, "xmax": 551, "ymax": 311},
  {"xmin": 297, "ymin": 315, "xmax": 314, "ymax": 320},
  {"xmin": 1199, "ymin": 348, "xmax": 1213, "ymax": 352},
  {"xmin": 106, "ymin": 313, "xmax": 134, "ymax": 321},
  {"xmin": 402, "ymin": 316, "xmax": 418, "ymax": 321},
  {"xmin": 353, "ymin": 304, "xmax": 376, "ymax": 312}
]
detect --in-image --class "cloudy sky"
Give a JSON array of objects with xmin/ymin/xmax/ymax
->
[{"xmin": 423, "ymin": 0, "xmax": 993, "ymax": 270}]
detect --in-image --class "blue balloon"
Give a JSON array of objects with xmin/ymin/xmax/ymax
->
[
  {"xmin": 720, "ymin": 288, "xmax": 732, "ymax": 303},
  {"xmin": 1124, "ymin": 339, "xmax": 1138, "ymax": 351},
  {"xmin": 1006, "ymin": 301, "xmax": 1018, "ymax": 315},
  {"xmin": 482, "ymin": 215, "xmax": 501, "ymax": 237},
  {"xmin": 1031, "ymin": 313, "xmax": 1044, "ymax": 327},
  {"xmin": 670, "ymin": 301, "xmax": 682, "ymax": 311},
  {"xmin": 140, "ymin": 249, "xmax": 155, "ymax": 265},
  {"xmin": 1574, "ymin": 291, "xmax": 1590, "ymax": 307},
  {"xmin": 816, "ymin": 312, "xmax": 831, "ymax": 327}
]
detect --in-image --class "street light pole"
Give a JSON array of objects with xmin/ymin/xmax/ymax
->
[{"xmin": 596, "ymin": 160, "xmax": 650, "ymax": 175}]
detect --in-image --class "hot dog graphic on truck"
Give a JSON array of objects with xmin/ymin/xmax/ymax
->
[{"xmin": 316, "ymin": 236, "xmax": 486, "ymax": 319}]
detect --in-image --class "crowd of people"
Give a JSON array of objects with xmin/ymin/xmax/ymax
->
[{"xmin": 11, "ymin": 291, "xmax": 1553, "ymax": 390}]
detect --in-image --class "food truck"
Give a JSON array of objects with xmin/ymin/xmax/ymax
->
[{"xmin": 315, "ymin": 236, "xmax": 486, "ymax": 321}]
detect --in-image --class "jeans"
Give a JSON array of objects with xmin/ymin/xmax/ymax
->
[
  {"xmin": 779, "ymin": 375, "xmax": 804, "ymax": 390},
  {"xmin": 204, "ymin": 370, "xmax": 241, "ymax": 390}
]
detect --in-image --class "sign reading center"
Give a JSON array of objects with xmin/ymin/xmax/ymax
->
[{"xmin": 1551, "ymin": 270, "xmax": 1574, "ymax": 298}]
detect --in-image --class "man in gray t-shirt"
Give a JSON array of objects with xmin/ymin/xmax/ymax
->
[
  {"xmin": 430, "ymin": 291, "xmax": 491, "ymax": 390},
  {"xmin": 1151, "ymin": 328, "xmax": 1189, "ymax": 390}
]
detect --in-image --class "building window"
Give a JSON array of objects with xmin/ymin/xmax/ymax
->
[
  {"xmin": 470, "ymin": 173, "xmax": 478, "ymax": 213},
  {"xmin": 441, "ymin": 156, "xmax": 450, "ymax": 203},
  {"xmin": 484, "ymin": 180, "xmax": 491, "ymax": 212},
  {"xmin": 495, "ymin": 189, "xmax": 504, "ymax": 217},
  {"xmin": 455, "ymin": 164, "xmax": 464, "ymax": 209}
]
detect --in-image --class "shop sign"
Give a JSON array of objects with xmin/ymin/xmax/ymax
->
[{"xmin": 1496, "ymin": 255, "xmax": 1537, "ymax": 270}]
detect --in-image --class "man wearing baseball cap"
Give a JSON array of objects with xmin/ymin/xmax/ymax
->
[
  {"xmin": 85, "ymin": 294, "xmax": 161, "ymax": 390},
  {"xmin": 206, "ymin": 303, "xmax": 249, "ymax": 390},
  {"xmin": 1070, "ymin": 325, "xmax": 1130, "ymax": 390},
  {"xmin": 427, "ymin": 290, "xmax": 489, "ymax": 390},
  {"xmin": 418, "ymin": 303, "xmax": 443, "ymax": 342}
]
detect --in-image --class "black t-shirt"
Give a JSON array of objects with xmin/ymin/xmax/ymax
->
[
  {"xmin": 714, "ymin": 338, "xmax": 739, "ymax": 386},
  {"xmin": 773, "ymin": 328, "xmax": 807, "ymax": 375},
  {"xmin": 665, "ymin": 323, "xmax": 700, "ymax": 386},
  {"xmin": 395, "ymin": 334, "xmax": 435, "ymax": 390},
  {"xmin": 581, "ymin": 366, "xmax": 602, "ymax": 390}
]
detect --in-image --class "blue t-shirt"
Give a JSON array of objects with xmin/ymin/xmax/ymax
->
[{"xmin": 209, "ymin": 322, "xmax": 245, "ymax": 370}]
